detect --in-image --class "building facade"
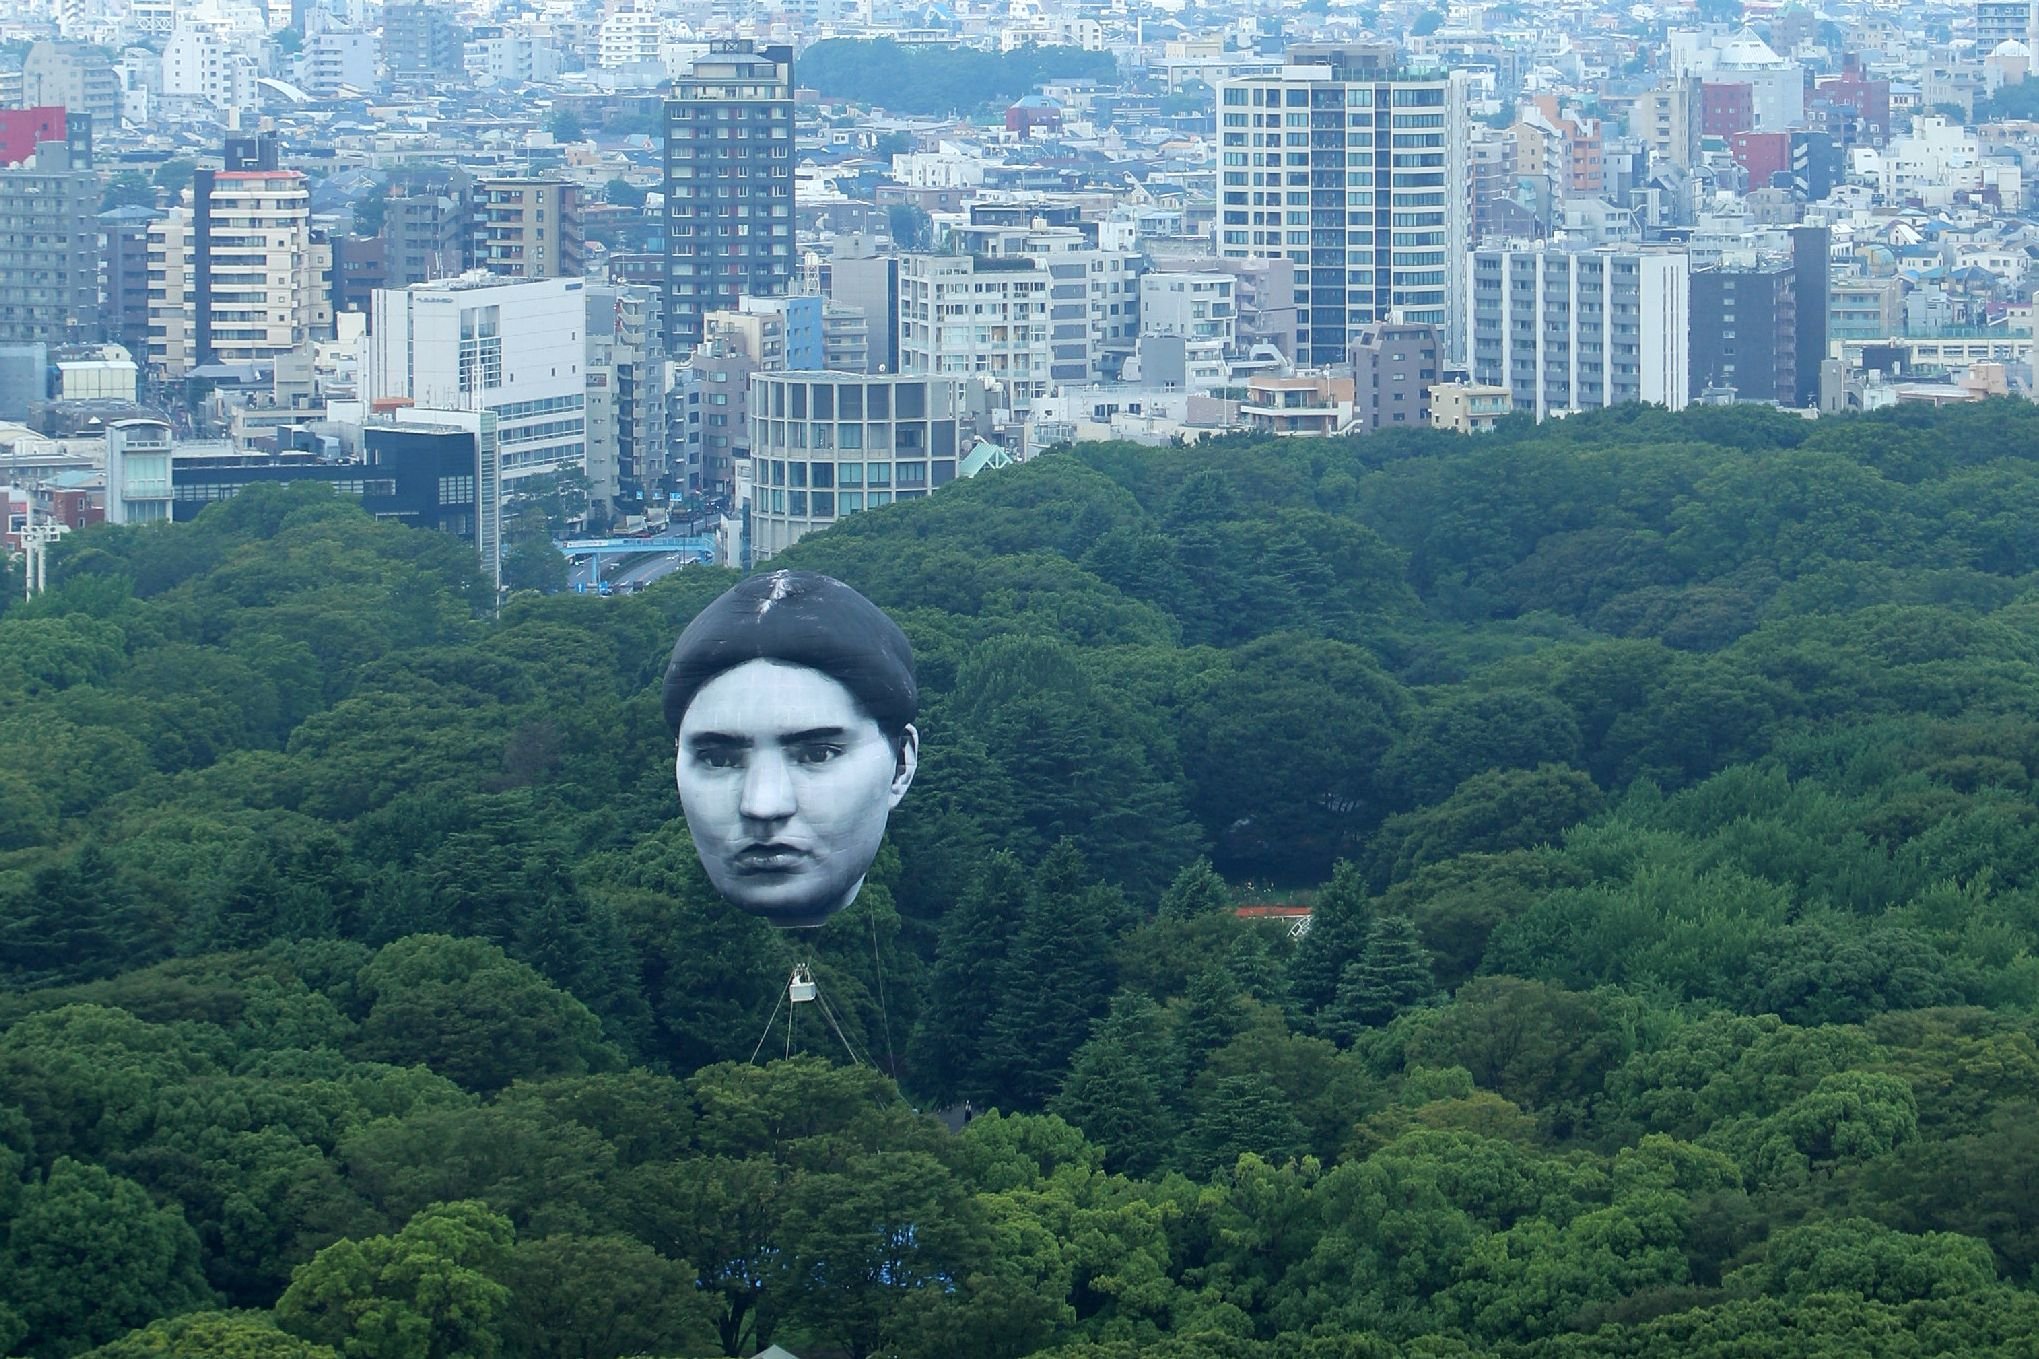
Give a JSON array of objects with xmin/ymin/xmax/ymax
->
[
  {"xmin": 101, "ymin": 205, "xmax": 160, "ymax": 356},
  {"xmin": 386, "ymin": 168, "xmax": 473, "ymax": 286},
  {"xmin": 384, "ymin": 3, "xmax": 469, "ymax": 80},
  {"xmin": 0, "ymin": 118, "xmax": 100, "ymax": 346},
  {"xmin": 662, "ymin": 40, "xmax": 795, "ymax": 350},
  {"xmin": 1217, "ymin": 47, "xmax": 1470, "ymax": 365},
  {"xmin": 1689, "ymin": 262, "xmax": 1796, "ymax": 404},
  {"xmin": 366, "ymin": 274, "xmax": 589, "ymax": 493},
  {"xmin": 1349, "ymin": 320, "xmax": 1439, "ymax": 432},
  {"xmin": 1469, "ymin": 244, "xmax": 1691, "ymax": 419},
  {"xmin": 0, "ymin": 107, "xmax": 67, "ymax": 167},
  {"xmin": 147, "ymin": 151, "xmax": 333, "ymax": 377},
  {"xmin": 741, "ymin": 370, "xmax": 974, "ymax": 561},
  {"xmin": 472, "ymin": 179, "xmax": 582, "ymax": 281},
  {"xmin": 585, "ymin": 280, "xmax": 667, "ymax": 508},
  {"xmin": 20, "ymin": 43, "xmax": 121, "ymax": 125},
  {"xmin": 898, "ymin": 253, "xmax": 1051, "ymax": 414}
]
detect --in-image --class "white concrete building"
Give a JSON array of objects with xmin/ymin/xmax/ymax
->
[
  {"xmin": 1136, "ymin": 271, "xmax": 1236, "ymax": 389},
  {"xmin": 145, "ymin": 169, "xmax": 332, "ymax": 378},
  {"xmin": 162, "ymin": 22, "xmax": 257, "ymax": 117},
  {"xmin": 1668, "ymin": 27, "xmax": 1805, "ymax": 132},
  {"xmin": 950, "ymin": 220, "xmax": 1139, "ymax": 385},
  {"xmin": 1468, "ymin": 243, "xmax": 1691, "ymax": 420},
  {"xmin": 366, "ymin": 273, "xmax": 590, "ymax": 491},
  {"xmin": 891, "ymin": 148, "xmax": 988, "ymax": 190},
  {"xmin": 296, "ymin": 28, "xmax": 378, "ymax": 97},
  {"xmin": 1855, "ymin": 117, "xmax": 1989, "ymax": 208},
  {"xmin": 596, "ymin": 7, "xmax": 663, "ymax": 69},
  {"xmin": 104, "ymin": 418, "xmax": 173, "ymax": 525},
  {"xmin": 898, "ymin": 253, "xmax": 1051, "ymax": 415},
  {"xmin": 465, "ymin": 25, "xmax": 567, "ymax": 87}
]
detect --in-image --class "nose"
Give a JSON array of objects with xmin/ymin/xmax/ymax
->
[{"xmin": 739, "ymin": 750, "xmax": 797, "ymax": 825}]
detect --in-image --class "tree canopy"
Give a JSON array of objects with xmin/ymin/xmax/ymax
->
[{"xmin": 10, "ymin": 401, "xmax": 2039, "ymax": 1356}]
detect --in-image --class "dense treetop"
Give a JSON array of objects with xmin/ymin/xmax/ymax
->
[
  {"xmin": 795, "ymin": 40, "xmax": 1118, "ymax": 116},
  {"xmin": 6, "ymin": 400, "xmax": 2039, "ymax": 1357}
]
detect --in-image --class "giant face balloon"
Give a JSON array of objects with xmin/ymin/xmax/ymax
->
[{"xmin": 664, "ymin": 571, "xmax": 918, "ymax": 928}]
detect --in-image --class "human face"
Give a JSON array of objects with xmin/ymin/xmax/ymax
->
[{"xmin": 675, "ymin": 658, "xmax": 917, "ymax": 927}]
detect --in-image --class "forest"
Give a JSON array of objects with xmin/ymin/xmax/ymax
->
[
  {"xmin": 6, "ymin": 399, "xmax": 2039, "ymax": 1358},
  {"xmin": 794, "ymin": 39, "xmax": 1118, "ymax": 116}
]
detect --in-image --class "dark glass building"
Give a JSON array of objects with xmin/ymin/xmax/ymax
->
[{"xmin": 168, "ymin": 427, "xmax": 487, "ymax": 550}]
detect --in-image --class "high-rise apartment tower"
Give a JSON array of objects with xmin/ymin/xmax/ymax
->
[
  {"xmin": 662, "ymin": 40, "xmax": 795, "ymax": 351},
  {"xmin": 1218, "ymin": 45, "xmax": 1470, "ymax": 366}
]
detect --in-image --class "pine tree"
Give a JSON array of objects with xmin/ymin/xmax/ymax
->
[
  {"xmin": 1333, "ymin": 912, "xmax": 1438, "ymax": 1035},
  {"xmin": 1181, "ymin": 1071, "xmax": 1312, "ymax": 1180},
  {"xmin": 1226, "ymin": 928, "xmax": 1290, "ymax": 1009},
  {"xmin": 1285, "ymin": 860, "xmax": 1371, "ymax": 1024},
  {"xmin": 0, "ymin": 845, "xmax": 148, "ymax": 986},
  {"xmin": 909, "ymin": 851, "xmax": 1031, "ymax": 1107},
  {"xmin": 1159, "ymin": 857, "xmax": 1231, "ymax": 919},
  {"xmin": 1050, "ymin": 1036, "xmax": 1178, "ymax": 1177},
  {"xmin": 982, "ymin": 841, "xmax": 1118, "ymax": 1109},
  {"xmin": 1177, "ymin": 965, "xmax": 1244, "ymax": 1077}
]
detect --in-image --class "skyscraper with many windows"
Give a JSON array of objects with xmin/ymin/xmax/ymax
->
[
  {"xmin": 662, "ymin": 41, "xmax": 795, "ymax": 352},
  {"xmin": 1217, "ymin": 46, "xmax": 1470, "ymax": 366}
]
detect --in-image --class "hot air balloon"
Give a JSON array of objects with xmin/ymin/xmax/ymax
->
[{"xmin": 663, "ymin": 570, "xmax": 918, "ymax": 929}]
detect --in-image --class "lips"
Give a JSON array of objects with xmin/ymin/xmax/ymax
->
[{"xmin": 734, "ymin": 844, "xmax": 806, "ymax": 873}]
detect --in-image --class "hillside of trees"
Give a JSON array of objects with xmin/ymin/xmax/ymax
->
[
  {"xmin": 7, "ymin": 400, "xmax": 2039, "ymax": 1357},
  {"xmin": 796, "ymin": 39, "xmax": 1117, "ymax": 116}
]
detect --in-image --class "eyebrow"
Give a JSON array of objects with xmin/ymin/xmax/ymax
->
[{"xmin": 685, "ymin": 726, "xmax": 851, "ymax": 753}]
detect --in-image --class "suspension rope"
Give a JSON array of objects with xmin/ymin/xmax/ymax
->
[
  {"xmin": 814, "ymin": 987, "xmax": 865, "ymax": 1067},
  {"xmin": 868, "ymin": 906, "xmax": 899, "ymax": 1078},
  {"xmin": 748, "ymin": 982, "xmax": 788, "ymax": 1065}
]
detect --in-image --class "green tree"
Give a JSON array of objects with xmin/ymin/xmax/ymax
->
[
  {"xmin": 602, "ymin": 177, "xmax": 646, "ymax": 209},
  {"xmin": 773, "ymin": 1150, "xmax": 980, "ymax": 1359},
  {"xmin": 622, "ymin": 1155, "xmax": 780, "ymax": 1357},
  {"xmin": 275, "ymin": 1201, "xmax": 514, "ymax": 1359},
  {"xmin": 495, "ymin": 1235, "xmax": 713, "ymax": 1359},
  {"xmin": 1158, "ymin": 857, "xmax": 1231, "ymax": 919},
  {"xmin": 1325, "ymin": 913, "xmax": 1437, "ymax": 1038},
  {"xmin": 1405, "ymin": 977, "xmax": 1628, "ymax": 1136},
  {"xmin": 1286, "ymin": 861, "xmax": 1371, "ymax": 1025},
  {"xmin": 99, "ymin": 171, "xmax": 155, "ymax": 211},
  {"xmin": 1177, "ymin": 965, "xmax": 1245, "ymax": 1073},
  {"xmin": 910, "ymin": 851, "xmax": 1031, "ymax": 1106},
  {"xmin": 1725, "ymin": 1218, "xmax": 1995, "ymax": 1304},
  {"xmin": 153, "ymin": 159, "xmax": 196, "ymax": 195},
  {"xmin": 1051, "ymin": 1027, "xmax": 1178, "ymax": 1177},
  {"xmin": 983, "ymin": 842, "xmax": 1120, "ymax": 1108},
  {"xmin": 351, "ymin": 936, "xmax": 623, "ymax": 1092},
  {"xmin": 1181, "ymin": 1072, "xmax": 1312, "ymax": 1180},
  {"xmin": 545, "ymin": 108, "xmax": 584, "ymax": 142},
  {"xmin": 79, "ymin": 1312, "xmax": 338, "ymax": 1359},
  {"xmin": 1, "ymin": 1158, "xmax": 212, "ymax": 1359},
  {"xmin": 887, "ymin": 203, "xmax": 932, "ymax": 250},
  {"xmin": 500, "ymin": 513, "xmax": 566, "ymax": 595}
]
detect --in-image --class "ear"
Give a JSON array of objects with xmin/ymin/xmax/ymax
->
[{"xmin": 888, "ymin": 724, "xmax": 919, "ymax": 808}]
